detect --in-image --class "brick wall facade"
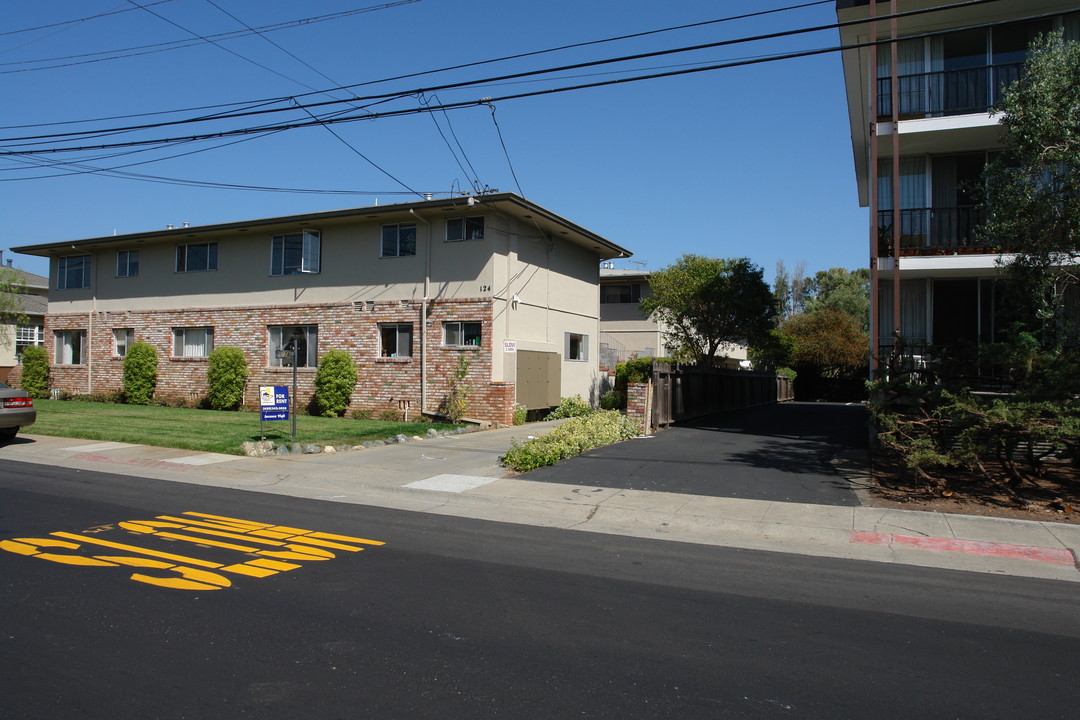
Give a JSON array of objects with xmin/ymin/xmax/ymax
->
[
  {"xmin": 626, "ymin": 382, "xmax": 650, "ymax": 434},
  {"xmin": 44, "ymin": 298, "xmax": 516, "ymax": 424}
]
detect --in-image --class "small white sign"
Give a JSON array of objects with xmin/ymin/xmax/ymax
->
[{"xmin": 503, "ymin": 340, "xmax": 517, "ymax": 353}]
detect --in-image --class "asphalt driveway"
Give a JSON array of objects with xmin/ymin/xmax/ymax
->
[{"xmin": 523, "ymin": 402, "xmax": 868, "ymax": 506}]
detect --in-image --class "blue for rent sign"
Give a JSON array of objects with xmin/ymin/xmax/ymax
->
[{"xmin": 259, "ymin": 385, "xmax": 289, "ymax": 421}]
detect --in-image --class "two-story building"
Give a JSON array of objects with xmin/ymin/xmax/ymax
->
[
  {"xmin": 598, "ymin": 266, "xmax": 749, "ymax": 371},
  {"xmin": 12, "ymin": 193, "xmax": 630, "ymax": 424},
  {"xmin": 0, "ymin": 258, "xmax": 47, "ymax": 384},
  {"xmin": 837, "ymin": 0, "xmax": 1079, "ymax": 370}
]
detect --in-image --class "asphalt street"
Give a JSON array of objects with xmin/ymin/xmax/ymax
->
[
  {"xmin": 3, "ymin": 460, "xmax": 1078, "ymax": 719},
  {"xmin": 525, "ymin": 402, "xmax": 867, "ymax": 505}
]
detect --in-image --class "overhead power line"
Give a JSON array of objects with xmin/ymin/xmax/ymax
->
[{"xmin": 0, "ymin": 0, "xmax": 1009, "ymax": 154}]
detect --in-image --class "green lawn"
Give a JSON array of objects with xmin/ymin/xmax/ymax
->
[{"xmin": 27, "ymin": 400, "xmax": 460, "ymax": 455}]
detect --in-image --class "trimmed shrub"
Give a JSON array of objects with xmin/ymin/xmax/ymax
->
[
  {"xmin": 312, "ymin": 349, "xmax": 358, "ymax": 417},
  {"xmin": 544, "ymin": 394, "xmax": 592, "ymax": 420},
  {"xmin": 599, "ymin": 390, "xmax": 624, "ymax": 411},
  {"xmin": 502, "ymin": 410, "xmax": 641, "ymax": 472},
  {"xmin": 123, "ymin": 342, "xmax": 158, "ymax": 405},
  {"xmin": 18, "ymin": 345, "xmax": 50, "ymax": 398},
  {"xmin": 206, "ymin": 346, "xmax": 249, "ymax": 410},
  {"xmin": 512, "ymin": 403, "xmax": 528, "ymax": 426}
]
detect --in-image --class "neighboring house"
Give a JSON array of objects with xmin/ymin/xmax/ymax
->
[
  {"xmin": 598, "ymin": 266, "xmax": 748, "ymax": 370},
  {"xmin": 0, "ymin": 258, "xmax": 47, "ymax": 384},
  {"xmin": 11, "ymin": 194, "xmax": 631, "ymax": 424},
  {"xmin": 836, "ymin": 0, "xmax": 1080, "ymax": 371}
]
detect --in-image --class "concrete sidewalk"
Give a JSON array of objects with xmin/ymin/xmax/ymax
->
[{"xmin": 3, "ymin": 423, "xmax": 1078, "ymax": 583}]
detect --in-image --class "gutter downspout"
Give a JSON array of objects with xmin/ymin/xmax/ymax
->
[{"xmin": 410, "ymin": 209, "xmax": 431, "ymax": 416}]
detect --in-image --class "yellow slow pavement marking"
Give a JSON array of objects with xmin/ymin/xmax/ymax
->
[{"xmin": 1, "ymin": 511, "xmax": 385, "ymax": 591}]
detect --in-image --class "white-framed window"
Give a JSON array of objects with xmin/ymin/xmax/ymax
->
[
  {"xmin": 176, "ymin": 242, "xmax": 218, "ymax": 272},
  {"xmin": 16, "ymin": 324, "xmax": 43, "ymax": 356},
  {"xmin": 444, "ymin": 321, "xmax": 481, "ymax": 347},
  {"xmin": 57, "ymin": 255, "xmax": 91, "ymax": 290},
  {"xmin": 379, "ymin": 323, "xmax": 413, "ymax": 357},
  {"xmin": 55, "ymin": 330, "xmax": 86, "ymax": 365},
  {"xmin": 116, "ymin": 250, "xmax": 139, "ymax": 278},
  {"xmin": 565, "ymin": 332, "xmax": 588, "ymax": 361},
  {"xmin": 381, "ymin": 224, "xmax": 416, "ymax": 258},
  {"xmin": 268, "ymin": 325, "xmax": 318, "ymax": 367},
  {"xmin": 271, "ymin": 230, "xmax": 320, "ymax": 276},
  {"xmin": 446, "ymin": 216, "xmax": 485, "ymax": 242},
  {"xmin": 601, "ymin": 283, "xmax": 642, "ymax": 304},
  {"xmin": 113, "ymin": 328, "xmax": 135, "ymax": 357},
  {"xmin": 173, "ymin": 327, "xmax": 214, "ymax": 357}
]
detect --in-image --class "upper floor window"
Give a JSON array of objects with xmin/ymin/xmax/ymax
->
[
  {"xmin": 57, "ymin": 255, "xmax": 91, "ymax": 290},
  {"xmin": 444, "ymin": 321, "xmax": 481, "ymax": 347},
  {"xmin": 113, "ymin": 328, "xmax": 135, "ymax": 357},
  {"xmin": 446, "ymin": 216, "xmax": 484, "ymax": 242},
  {"xmin": 268, "ymin": 325, "xmax": 318, "ymax": 367},
  {"xmin": 601, "ymin": 283, "xmax": 642, "ymax": 304},
  {"xmin": 176, "ymin": 242, "xmax": 217, "ymax": 273},
  {"xmin": 271, "ymin": 230, "xmax": 320, "ymax": 276},
  {"xmin": 379, "ymin": 323, "xmax": 413, "ymax": 358},
  {"xmin": 116, "ymin": 250, "xmax": 139, "ymax": 278},
  {"xmin": 55, "ymin": 330, "xmax": 86, "ymax": 365},
  {"xmin": 173, "ymin": 327, "xmax": 214, "ymax": 358},
  {"xmin": 381, "ymin": 224, "xmax": 416, "ymax": 258}
]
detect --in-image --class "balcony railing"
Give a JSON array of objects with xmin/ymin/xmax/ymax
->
[
  {"xmin": 877, "ymin": 206, "xmax": 993, "ymax": 256},
  {"xmin": 876, "ymin": 62, "xmax": 1023, "ymax": 119}
]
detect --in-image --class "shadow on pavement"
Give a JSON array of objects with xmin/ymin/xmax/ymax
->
[{"xmin": 521, "ymin": 402, "xmax": 868, "ymax": 506}]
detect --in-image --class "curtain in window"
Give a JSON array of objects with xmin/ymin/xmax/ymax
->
[
  {"xmin": 878, "ymin": 280, "xmax": 928, "ymax": 347},
  {"xmin": 878, "ymin": 38, "xmax": 923, "ymax": 116},
  {"xmin": 878, "ymin": 157, "xmax": 927, "ymax": 247}
]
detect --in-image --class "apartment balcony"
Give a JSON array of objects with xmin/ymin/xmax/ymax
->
[
  {"xmin": 876, "ymin": 206, "xmax": 994, "ymax": 257},
  {"xmin": 876, "ymin": 62, "xmax": 1023, "ymax": 120}
]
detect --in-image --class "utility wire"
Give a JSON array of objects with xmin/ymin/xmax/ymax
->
[
  {"xmin": 487, "ymin": 104, "xmax": 524, "ymax": 198},
  {"xmin": 0, "ymin": 0, "xmax": 1004, "ymax": 147},
  {"xmin": 0, "ymin": 1, "xmax": 422, "ymax": 71},
  {"xmin": 1, "ymin": 0, "xmax": 174, "ymax": 37},
  {"xmin": 0, "ymin": 6, "xmax": 1045, "ymax": 159}
]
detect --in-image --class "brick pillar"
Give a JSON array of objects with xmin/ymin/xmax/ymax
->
[{"xmin": 626, "ymin": 382, "xmax": 650, "ymax": 434}]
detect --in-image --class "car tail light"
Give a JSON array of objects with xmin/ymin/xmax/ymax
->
[{"xmin": 3, "ymin": 397, "xmax": 33, "ymax": 408}]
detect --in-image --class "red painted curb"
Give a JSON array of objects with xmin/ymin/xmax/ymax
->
[{"xmin": 850, "ymin": 531, "xmax": 1076, "ymax": 567}]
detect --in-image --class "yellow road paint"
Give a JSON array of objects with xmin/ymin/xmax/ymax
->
[
  {"xmin": 2, "ymin": 512, "xmax": 385, "ymax": 591},
  {"xmin": 0, "ymin": 538, "xmax": 119, "ymax": 567}
]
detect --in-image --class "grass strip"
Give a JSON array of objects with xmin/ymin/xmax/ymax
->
[{"xmin": 27, "ymin": 400, "xmax": 459, "ymax": 455}]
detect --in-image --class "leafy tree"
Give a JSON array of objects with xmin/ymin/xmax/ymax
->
[
  {"xmin": 206, "ymin": 346, "xmax": 248, "ymax": 410},
  {"xmin": 641, "ymin": 255, "xmax": 775, "ymax": 367},
  {"xmin": 18, "ymin": 344, "xmax": 50, "ymax": 398},
  {"xmin": 772, "ymin": 259, "xmax": 808, "ymax": 322},
  {"xmin": 802, "ymin": 267, "xmax": 870, "ymax": 332},
  {"xmin": 781, "ymin": 308, "xmax": 868, "ymax": 378},
  {"xmin": 123, "ymin": 342, "xmax": 158, "ymax": 405},
  {"xmin": 312, "ymin": 349, "xmax": 357, "ymax": 417},
  {"xmin": 981, "ymin": 31, "xmax": 1080, "ymax": 349}
]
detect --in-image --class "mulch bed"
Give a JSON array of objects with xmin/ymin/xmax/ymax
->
[{"xmin": 866, "ymin": 454, "xmax": 1080, "ymax": 525}]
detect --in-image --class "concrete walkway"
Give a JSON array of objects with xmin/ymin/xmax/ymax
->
[{"xmin": 2, "ymin": 417, "xmax": 1077, "ymax": 583}]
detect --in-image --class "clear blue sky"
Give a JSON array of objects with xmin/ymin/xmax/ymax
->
[{"xmin": 2, "ymin": 0, "xmax": 866, "ymax": 283}]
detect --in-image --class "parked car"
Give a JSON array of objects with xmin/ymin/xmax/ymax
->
[{"xmin": 0, "ymin": 382, "xmax": 35, "ymax": 441}]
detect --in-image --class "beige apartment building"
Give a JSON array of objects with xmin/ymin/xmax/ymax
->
[
  {"xmin": 13, "ymin": 194, "xmax": 630, "ymax": 424},
  {"xmin": 0, "ymin": 262, "xmax": 47, "ymax": 384}
]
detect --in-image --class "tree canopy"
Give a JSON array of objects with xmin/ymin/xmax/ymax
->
[
  {"xmin": 982, "ymin": 31, "xmax": 1080, "ymax": 348},
  {"xmin": 640, "ymin": 255, "xmax": 774, "ymax": 367}
]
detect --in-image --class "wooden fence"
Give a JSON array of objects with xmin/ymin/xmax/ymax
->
[{"xmin": 631, "ymin": 363, "xmax": 793, "ymax": 433}]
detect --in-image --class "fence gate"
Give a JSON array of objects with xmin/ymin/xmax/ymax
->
[{"xmin": 647, "ymin": 362, "xmax": 790, "ymax": 431}]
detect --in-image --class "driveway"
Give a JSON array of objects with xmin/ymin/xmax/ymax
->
[{"xmin": 523, "ymin": 402, "xmax": 868, "ymax": 506}]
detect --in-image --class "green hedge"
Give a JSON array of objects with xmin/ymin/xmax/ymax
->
[{"xmin": 502, "ymin": 410, "xmax": 641, "ymax": 471}]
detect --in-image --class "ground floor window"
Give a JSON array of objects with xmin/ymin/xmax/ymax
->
[
  {"xmin": 380, "ymin": 323, "xmax": 413, "ymax": 357},
  {"xmin": 16, "ymin": 324, "xmax": 43, "ymax": 357},
  {"xmin": 444, "ymin": 321, "xmax": 481, "ymax": 347},
  {"xmin": 173, "ymin": 327, "xmax": 214, "ymax": 357},
  {"xmin": 565, "ymin": 332, "xmax": 588, "ymax": 361},
  {"xmin": 268, "ymin": 325, "xmax": 318, "ymax": 367},
  {"xmin": 114, "ymin": 328, "xmax": 134, "ymax": 357},
  {"xmin": 55, "ymin": 330, "xmax": 86, "ymax": 365}
]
